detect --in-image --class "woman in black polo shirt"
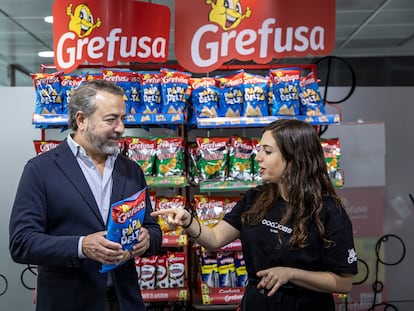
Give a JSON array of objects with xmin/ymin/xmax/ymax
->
[{"xmin": 152, "ymin": 119, "xmax": 358, "ymax": 311}]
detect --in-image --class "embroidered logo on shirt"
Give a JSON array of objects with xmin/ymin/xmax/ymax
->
[
  {"xmin": 347, "ymin": 248, "xmax": 358, "ymax": 264},
  {"xmin": 261, "ymin": 218, "xmax": 292, "ymax": 234}
]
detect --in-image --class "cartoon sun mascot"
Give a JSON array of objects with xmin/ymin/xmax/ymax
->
[
  {"xmin": 66, "ymin": 3, "xmax": 101, "ymax": 38},
  {"xmin": 206, "ymin": 0, "xmax": 252, "ymax": 31}
]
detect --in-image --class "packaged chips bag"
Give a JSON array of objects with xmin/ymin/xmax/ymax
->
[
  {"xmin": 190, "ymin": 77, "xmax": 219, "ymax": 118},
  {"xmin": 155, "ymin": 137, "xmax": 185, "ymax": 177},
  {"xmin": 228, "ymin": 135, "xmax": 254, "ymax": 181},
  {"xmin": 33, "ymin": 140, "xmax": 61, "ymax": 155},
  {"xmin": 100, "ymin": 187, "xmax": 147, "ymax": 273},
  {"xmin": 243, "ymin": 73, "xmax": 269, "ymax": 117},
  {"xmin": 215, "ymin": 70, "xmax": 244, "ymax": 118},
  {"xmin": 59, "ymin": 73, "xmax": 86, "ymax": 114},
  {"xmin": 269, "ymin": 68, "xmax": 300, "ymax": 116},
  {"xmin": 31, "ymin": 72, "xmax": 63, "ymax": 114},
  {"xmin": 160, "ymin": 68, "xmax": 191, "ymax": 115},
  {"xmin": 299, "ymin": 72, "xmax": 326, "ymax": 116},
  {"xmin": 196, "ymin": 137, "xmax": 229, "ymax": 181},
  {"xmin": 125, "ymin": 137, "xmax": 157, "ymax": 176},
  {"xmin": 139, "ymin": 71, "xmax": 162, "ymax": 114}
]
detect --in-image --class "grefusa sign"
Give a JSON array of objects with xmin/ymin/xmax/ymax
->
[
  {"xmin": 52, "ymin": 0, "xmax": 170, "ymax": 72},
  {"xmin": 174, "ymin": 0, "xmax": 336, "ymax": 73}
]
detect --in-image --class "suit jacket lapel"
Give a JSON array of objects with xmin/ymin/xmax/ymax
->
[{"xmin": 54, "ymin": 141, "xmax": 105, "ymax": 226}]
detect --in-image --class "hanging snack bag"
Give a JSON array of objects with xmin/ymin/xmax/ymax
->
[
  {"xmin": 167, "ymin": 252, "xmax": 186, "ymax": 288},
  {"xmin": 31, "ymin": 72, "xmax": 63, "ymax": 114},
  {"xmin": 199, "ymin": 250, "xmax": 219, "ymax": 288},
  {"xmin": 196, "ymin": 137, "xmax": 229, "ymax": 181},
  {"xmin": 299, "ymin": 72, "xmax": 326, "ymax": 116},
  {"xmin": 124, "ymin": 71, "xmax": 141, "ymax": 115},
  {"xmin": 234, "ymin": 251, "xmax": 247, "ymax": 287},
  {"xmin": 155, "ymin": 137, "xmax": 185, "ymax": 177},
  {"xmin": 59, "ymin": 74, "xmax": 85, "ymax": 114},
  {"xmin": 215, "ymin": 70, "xmax": 244, "ymax": 118},
  {"xmin": 139, "ymin": 71, "xmax": 162, "ymax": 114},
  {"xmin": 243, "ymin": 73, "xmax": 269, "ymax": 117},
  {"xmin": 217, "ymin": 251, "xmax": 237, "ymax": 288},
  {"xmin": 33, "ymin": 140, "xmax": 61, "ymax": 155},
  {"xmin": 125, "ymin": 137, "xmax": 157, "ymax": 176},
  {"xmin": 321, "ymin": 138, "xmax": 341, "ymax": 179},
  {"xmin": 269, "ymin": 68, "xmax": 300, "ymax": 115},
  {"xmin": 85, "ymin": 72, "xmax": 103, "ymax": 81},
  {"xmin": 190, "ymin": 77, "xmax": 219, "ymax": 118},
  {"xmin": 193, "ymin": 195, "xmax": 225, "ymax": 228},
  {"xmin": 139, "ymin": 255, "xmax": 158, "ymax": 290},
  {"xmin": 155, "ymin": 195, "xmax": 186, "ymax": 236},
  {"xmin": 100, "ymin": 187, "xmax": 147, "ymax": 273},
  {"xmin": 160, "ymin": 68, "xmax": 191, "ymax": 115},
  {"xmin": 229, "ymin": 135, "xmax": 254, "ymax": 181},
  {"xmin": 156, "ymin": 255, "xmax": 169, "ymax": 289},
  {"xmin": 102, "ymin": 69, "xmax": 130, "ymax": 104},
  {"xmin": 223, "ymin": 196, "xmax": 240, "ymax": 215}
]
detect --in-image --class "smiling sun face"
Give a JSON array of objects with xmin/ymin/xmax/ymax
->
[
  {"xmin": 66, "ymin": 3, "xmax": 102, "ymax": 38},
  {"xmin": 206, "ymin": 0, "xmax": 252, "ymax": 31}
]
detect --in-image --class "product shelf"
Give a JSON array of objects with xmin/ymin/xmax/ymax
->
[
  {"xmin": 32, "ymin": 113, "xmax": 185, "ymax": 128},
  {"xmin": 141, "ymin": 288, "xmax": 189, "ymax": 302},
  {"xmin": 196, "ymin": 115, "xmax": 340, "ymax": 128},
  {"xmin": 145, "ymin": 176, "xmax": 187, "ymax": 188},
  {"xmin": 161, "ymin": 234, "xmax": 188, "ymax": 247}
]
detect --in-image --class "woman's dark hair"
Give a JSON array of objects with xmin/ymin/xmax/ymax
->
[
  {"xmin": 242, "ymin": 119, "xmax": 343, "ymax": 248},
  {"xmin": 68, "ymin": 79, "xmax": 125, "ymax": 131}
]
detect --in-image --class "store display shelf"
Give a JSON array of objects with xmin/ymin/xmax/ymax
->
[
  {"xmin": 200, "ymin": 284, "xmax": 245, "ymax": 305},
  {"xmin": 192, "ymin": 303, "xmax": 238, "ymax": 310},
  {"xmin": 32, "ymin": 113, "xmax": 69, "ymax": 127},
  {"xmin": 145, "ymin": 176, "xmax": 187, "ymax": 188},
  {"xmin": 125, "ymin": 113, "xmax": 185, "ymax": 125},
  {"xmin": 199, "ymin": 180, "xmax": 260, "ymax": 192},
  {"xmin": 196, "ymin": 114, "xmax": 340, "ymax": 128},
  {"xmin": 141, "ymin": 288, "xmax": 189, "ymax": 302},
  {"xmin": 199, "ymin": 177, "xmax": 342, "ymax": 192},
  {"xmin": 32, "ymin": 113, "xmax": 185, "ymax": 128},
  {"xmin": 161, "ymin": 234, "xmax": 188, "ymax": 247}
]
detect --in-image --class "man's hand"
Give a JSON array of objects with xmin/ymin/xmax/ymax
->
[
  {"xmin": 82, "ymin": 231, "xmax": 125, "ymax": 264},
  {"xmin": 130, "ymin": 227, "xmax": 150, "ymax": 258}
]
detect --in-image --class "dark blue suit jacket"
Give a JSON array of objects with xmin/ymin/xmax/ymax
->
[{"xmin": 9, "ymin": 140, "xmax": 162, "ymax": 311}]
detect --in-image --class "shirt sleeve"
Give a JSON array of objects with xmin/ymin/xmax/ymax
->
[
  {"xmin": 223, "ymin": 187, "xmax": 261, "ymax": 230},
  {"xmin": 319, "ymin": 198, "xmax": 358, "ymax": 275}
]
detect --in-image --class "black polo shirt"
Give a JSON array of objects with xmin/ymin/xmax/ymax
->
[{"xmin": 223, "ymin": 187, "xmax": 358, "ymax": 279}]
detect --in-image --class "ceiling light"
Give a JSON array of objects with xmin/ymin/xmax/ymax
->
[
  {"xmin": 44, "ymin": 16, "xmax": 53, "ymax": 23},
  {"xmin": 38, "ymin": 51, "xmax": 54, "ymax": 58}
]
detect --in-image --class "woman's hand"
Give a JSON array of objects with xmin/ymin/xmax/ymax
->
[
  {"xmin": 150, "ymin": 208, "xmax": 192, "ymax": 229},
  {"xmin": 256, "ymin": 267, "xmax": 292, "ymax": 296}
]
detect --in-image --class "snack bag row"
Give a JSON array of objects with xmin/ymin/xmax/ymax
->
[
  {"xmin": 188, "ymin": 68, "xmax": 326, "ymax": 125},
  {"xmin": 125, "ymin": 136, "xmax": 184, "ymax": 177},
  {"xmin": 135, "ymin": 252, "xmax": 186, "ymax": 290},
  {"xmin": 31, "ymin": 68, "xmax": 192, "ymax": 116},
  {"xmin": 187, "ymin": 136, "xmax": 262, "ymax": 184},
  {"xmin": 198, "ymin": 250, "xmax": 247, "ymax": 289},
  {"xmin": 32, "ymin": 67, "xmax": 326, "ymax": 123}
]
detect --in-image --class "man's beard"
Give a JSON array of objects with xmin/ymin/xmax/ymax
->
[{"xmin": 86, "ymin": 124, "xmax": 120, "ymax": 155}]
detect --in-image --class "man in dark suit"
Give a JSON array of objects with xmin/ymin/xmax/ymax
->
[{"xmin": 9, "ymin": 79, "xmax": 162, "ymax": 311}]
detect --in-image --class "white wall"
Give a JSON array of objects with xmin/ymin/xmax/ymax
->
[{"xmin": 0, "ymin": 86, "xmax": 413, "ymax": 310}]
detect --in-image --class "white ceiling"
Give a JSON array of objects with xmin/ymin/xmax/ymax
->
[{"xmin": 0, "ymin": 0, "xmax": 413, "ymax": 86}]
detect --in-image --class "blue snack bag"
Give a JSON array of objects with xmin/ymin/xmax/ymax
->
[{"xmin": 100, "ymin": 187, "xmax": 147, "ymax": 273}]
